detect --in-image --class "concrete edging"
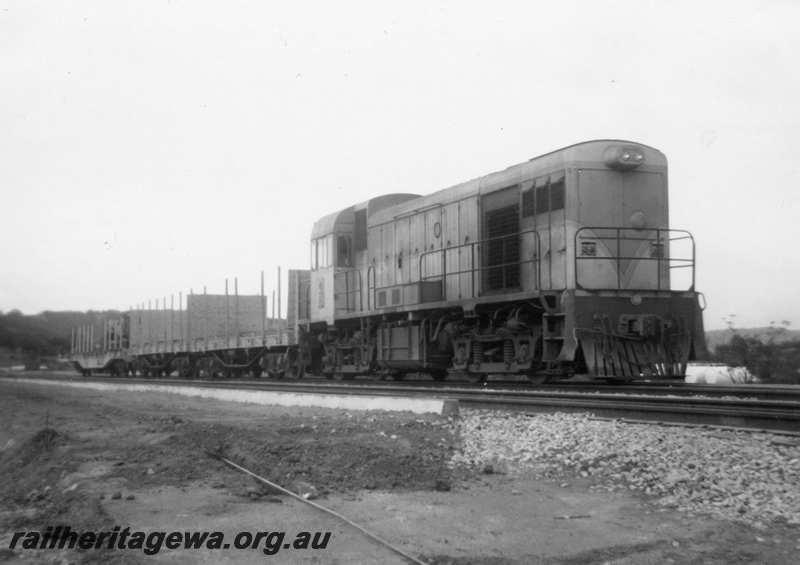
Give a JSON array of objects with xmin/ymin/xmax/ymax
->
[{"xmin": 7, "ymin": 377, "xmax": 459, "ymax": 416}]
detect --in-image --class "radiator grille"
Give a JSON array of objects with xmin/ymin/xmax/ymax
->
[{"xmin": 484, "ymin": 204, "xmax": 520, "ymax": 291}]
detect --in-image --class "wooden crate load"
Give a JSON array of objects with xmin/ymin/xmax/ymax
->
[
  {"xmin": 128, "ymin": 309, "xmax": 186, "ymax": 354},
  {"xmin": 187, "ymin": 294, "xmax": 280, "ymax": 348}
]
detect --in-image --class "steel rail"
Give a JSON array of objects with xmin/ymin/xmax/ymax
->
[
  {"xmin": 5, "ymin": 372, "xmax": 800, "ymax": 433},
  {"xmin": 272, "ymin": 377, "xmax": 800, "ymax": 401}
]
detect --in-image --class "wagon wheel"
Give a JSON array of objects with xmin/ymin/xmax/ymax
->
[
  {"xmin": 196, "ymin": 357, "xmax": 216, "ymax": 379},
  {"xmin": 177, "ymin": 358, "xmax": 193, "ymax": 379},
  {"xmin": 284, "ymin": 363, "xmax": 305, "ymax": 380},
  {"xmin": 185, "ymin": 359, "xmax": 197, "ymax": 379},
  {"xmin": 257, "ymin": 356, "xmax": 275, "ymax": 379},
  {"xmin": 278, "ymin": 349, "xmax": 304, "ymax": 379},
  {"xmin": 208, "ymin": 358, "xmax": 226, "ymax": 379}
]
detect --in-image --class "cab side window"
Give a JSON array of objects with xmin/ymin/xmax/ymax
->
[
  {"xmin": 337, "ymin": 236, "xmax": 352, "ymax": 267},
  {"xmin": 530, "ymin": 172, "xmax": 566, "ymax": 215},
  {"xmin": 522, "ymin": 187, "xmax": 535, "ymax": 217},
  {"xmin": 535, "ymin": 183, "xmax": 549, "ymax": 214},
  {"xmin": 550, "ymin": 179, "xmax": 565, "ymax": 211}
]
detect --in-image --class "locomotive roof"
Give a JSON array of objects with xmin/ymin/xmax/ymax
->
[
  {"xmin": 310, "ymin": 139, "xmax": 665, "ymax": 237},
  {"xmin": 311, "ymin": 193, "xmax": 420, "ymax": 238},
  {"xmin": 368, "ymin": 139, "xmax": 665, "ymax": 226}
]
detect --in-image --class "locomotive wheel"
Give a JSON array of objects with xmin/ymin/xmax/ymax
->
[
  {"xmin": 527, "ymin": 373, "xmax": 550, "ymax": 385},
  {"xmin": 472, "ymin": 372, "xmax": 488, "ymax": 384},
  {"xmin": 429, "ymin": 370, "xmax": 447, "ymax": 382}
]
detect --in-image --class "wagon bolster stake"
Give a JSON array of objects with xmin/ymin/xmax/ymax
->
[{"xmin": 205, "ymin": 450, "xmax": 429, "ymax": 565}]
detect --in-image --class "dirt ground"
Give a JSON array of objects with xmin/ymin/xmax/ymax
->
[{"xmin": 0, "ymin": 377, "xmax": 798, "ymax": 564}]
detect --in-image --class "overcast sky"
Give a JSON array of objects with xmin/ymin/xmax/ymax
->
[{"xmin": 1, "ymin": 1, "xmax": 798, "ymax": 330}]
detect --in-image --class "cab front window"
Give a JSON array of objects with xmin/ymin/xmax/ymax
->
[{"xmin": 311, "ymin": 235, "xmax": 334, "ymax": 270}]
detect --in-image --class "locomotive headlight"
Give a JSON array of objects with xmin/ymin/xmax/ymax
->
[{"xmin": 604, "ymin": 145, "xmax": 646, "ymax": 171}]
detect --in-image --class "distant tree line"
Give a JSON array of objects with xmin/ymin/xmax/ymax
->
[
  {"xmin": 712, "ymin": 320, "xmax": 800, "ymax": 384},
  {"xmin": 0, "ymin": 310, "xmax": 118, "ymax": 359}
]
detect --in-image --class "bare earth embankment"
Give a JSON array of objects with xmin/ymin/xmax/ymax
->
[{"xmin": 0, "ymin": 376, "xmax": 798, "ymax": 564}]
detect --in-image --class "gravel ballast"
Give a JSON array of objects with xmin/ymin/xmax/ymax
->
[{"xmin": 450, "ymin": 410, "xmax": 800, "ymax": 527}]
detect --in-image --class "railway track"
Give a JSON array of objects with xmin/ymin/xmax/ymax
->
[
  {"xmin": 9, "ymin": 369, "xmax": 800, "ymax": 400},
  {"xmin": 6, "ymin": 371, "xmax": 800, "ymax": 433},
  {"xmin": 285, "ymin": 376, "xmax": 800, "ymax": 402}
]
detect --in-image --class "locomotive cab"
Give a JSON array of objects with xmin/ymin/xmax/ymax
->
[{"xmin": 308, "ymin": 194, "xmax": 420, "ymax": 326}]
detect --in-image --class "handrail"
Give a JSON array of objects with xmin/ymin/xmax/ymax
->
[
  {"xmin": 574, "ymin": 227, "xmax": 695, "ymax": 291},
  {"xmin": 366, "ymin": 265, "xmax": 376, "ymax": 310},
  {"xmin": 419, "ymin": 228, "xmax": 541, "ymax": 298}
]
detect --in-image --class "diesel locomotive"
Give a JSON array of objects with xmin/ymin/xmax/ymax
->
[
  {"xmin": 302, "ymin": 139, "xmax": 707, "ymax": 381},
  {"xmin": 70, "ymin": 140, "xmax": 706, "ymax": 381}
]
